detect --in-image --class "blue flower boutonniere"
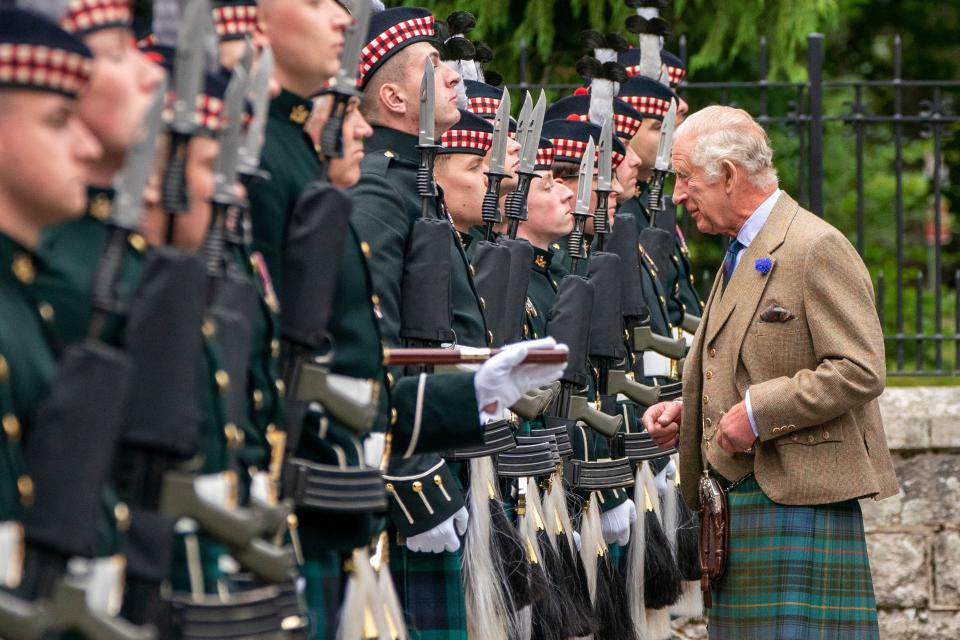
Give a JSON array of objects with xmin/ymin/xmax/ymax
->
[{"xmin": 755, "ymin": 257, "xmax": 773, "ymax": 274}]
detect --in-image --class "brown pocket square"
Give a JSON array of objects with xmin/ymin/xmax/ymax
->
[{"xmin": 759, "ymin": 304, "xmax": 796, "ymax": 323}]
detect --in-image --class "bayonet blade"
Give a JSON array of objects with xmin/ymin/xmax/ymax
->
[
  {"xmin": 574, "ymin": 137, "xmax": 596, "ymax": 217},
  {"xmin": 518, "ymin": 90, "xmax": 546, "ymax": 174},
  {"xmin": 170, "ymin": 0, "xmax": 212, "ymax": 134},
  {"xmin": 654, "ymin": 99, "xmax": 677, "ymax": 172},
  {"xmin": 330, "ymin": 0, "xmax": 372, "ymax": 94},
  {"xmin": 212, "ymin": 66, "xmax": 248, "ymax": 204},
  {"xmin": 597, "ymin": 117, "xmax": 613, "ymax": 192},
  {"xmin": 488, "ymin": 88, "xmax": 511, "ymax": 175},
  {"xmin": 515, "ymin": 91, "xmax": 533, "ymax": 147},
  {"xmin": 238, "ymin": 46, "xmax": 273, "ymax": 177},
  {"xmin": 112, "ymin": 79, "xmax": 168, "ymax": 231},
  {"xmin": 418, "ymin": 57, "xmax": 435, "ymax": 147}
]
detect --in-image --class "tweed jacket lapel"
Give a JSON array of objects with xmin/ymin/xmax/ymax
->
[{"xmin": 704, "ymin": 193, "xmax": 799, "ymax": 349}]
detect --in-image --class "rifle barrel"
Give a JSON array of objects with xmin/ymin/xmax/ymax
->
[{"xmin": 382, "ymin": 348, "xmax": 568, "ymax": 366}]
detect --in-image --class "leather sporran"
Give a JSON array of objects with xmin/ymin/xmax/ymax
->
[{"xmin": 698, "ymin": 470, "xmax": 729, "ymax": 608}]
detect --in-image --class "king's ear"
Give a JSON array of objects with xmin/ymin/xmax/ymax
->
[{"xmin": 720, "ymin": 159, "xmax": 738, "ymax": 195}]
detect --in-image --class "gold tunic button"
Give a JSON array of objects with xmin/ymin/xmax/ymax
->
[
  {"xmin": 2, "ymin": 414, "xmax": 20, "ymax": 441},
  {"xmin": 702, "ymin": 394, "xmax": 710, "ymax": 405},
  {"xmin": 128, "ymin": 233, "xmax": 147, "ymax": 253},
  {"xmin": 705, "ymin": 371, "xmax": 713, "ymax": 380},
  {"xmin": 360, "ymin": 241, "xmax": 372, "ymax": 259},
  {"xmin": 224, "ymin": 422, "xmax": 244, "ymax": 448},
  {"xmin": 37, "ymin": 302, "xmax": 54, "ymax": 322},
  {"xmin": 479, "ymin": 296, "xmax": 486, "ymax": 310},
  {"xmin": 17, "ymin": 475, "xmax": 34, "ymax": 505},
  {"xmin": 271, "ymin": 339, "xmax": 281, "ymax": 358},
  {"xmin": 709, "ymin": 348, "xmax": 717, "ymax": 358},
  {"xmin": 252, "ymin": 389, "xmax": 264, "ymax": 410},
  {"xmin": 275, "ymin": 379, "xmax": 286, "ymax": 397},
  {"xmin": 487, "ymin": 330, "xmax": 494, "ymax": 345},
  {"xmin": 12, "ymin": 253, "xmax": 35, "ymax": 284},
  {"xmin": 822, "ymin": 431, "xmax": 830, "ymax": 440},
  {"xmin": 386, "ymin": 372, "xmax": 395, "ymax": 387},
  {"xmin": 469, "ymin": 264, "xmax": 477, "ymax": 277},
  {"xmin": 390, "ymin": 408, "xmax": 398, "ymax": 426},
  {"xmin": 0, "ymin": 355, "xmax": 6, "ymax": 380},
  {"xmin": 114, "ymin": 502, "xmax": 130, "ymax": 532},
  {"xmin": 705, "ymin": 417, "xmax": 712, "ymax": 428},
  {"xmin": 202, "ymin": 320, "xmax": 216, "ymax": 338},
  {"xmin": 215, "ymin": 370, "xmax": 230, "ymax": 393}
]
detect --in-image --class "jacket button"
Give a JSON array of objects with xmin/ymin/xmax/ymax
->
[
  {"xmin": 807, "ymin": 434, "xmax": 815, "ymax": 443},
  {"xmin": 705, "ymin": 371, "xmax": 713, "ymax": 380},
  {"xmin": 702, "ymin": 395, "xmax": 710, "ymax": 405},
  {"xmin": 709, "ymin": 348, "xmax": 717, "ymax": 358},
  {"xmin": 705, "ymin": 417, "xmax": 712, "ymax": 427},
  {"xmin": 822, "ymin": 431, "xmax": 830, "ymax": 440}
]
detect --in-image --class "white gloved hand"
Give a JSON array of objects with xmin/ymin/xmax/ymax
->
[
  {"xmin": 404, "ymin": 507, "xmax": 469, "ymax": 554},
  {"xmin": 600, "ymin": 499, "xmax": 637, "ymax": 547},
  {"xmin": 474, "ymin": 337, "xmax": 568, "ymax": 414},
  {"xmin": 655, "ymin": 459, "xmax": 677, "ymax": 495}
]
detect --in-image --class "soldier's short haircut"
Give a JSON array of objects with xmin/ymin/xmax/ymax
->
[
  {"xmin": 551, "ymin": 160, "xmax": 580, "ymax": 181},
  {"xmin": 359, "ymin": 45, "xmax": 420, "ymax": 124},
  {"xmin": 675, "ymin": 105, "xmax": 778, "ymax": 189}
]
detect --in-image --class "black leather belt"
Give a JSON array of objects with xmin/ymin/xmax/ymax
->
[
  {"xmin": 565, "ymin": 457, "xmax": 636, "ymax": 490},
  {"xmin": 615, "ymin": 431, "xmax": 677, "ymax": 461},
  {"xmin": 167, "ymin": 585, "xmax": 287, "ymax": 639},
  {"xmin": 282, "ymin": 458, "xmax": 387, "ymax": 513},
  {"xmin": 496, "ymin": 441, "xmax": 558, "ymax": 477},
  {"xmin": 444, "ymin": 419, "xmax": 517, "ymax": 460}
]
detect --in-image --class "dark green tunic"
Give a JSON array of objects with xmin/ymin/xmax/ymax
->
[{"xmin": 0, "ymin": 234, "xmax": 54, "ymax": 522}]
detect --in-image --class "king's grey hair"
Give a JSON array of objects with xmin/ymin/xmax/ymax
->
[{"xmin": 675, "ymin": 105, "xmax": 779, "ymax": 189}]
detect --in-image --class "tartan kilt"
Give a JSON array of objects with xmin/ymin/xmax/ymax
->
[
  {"xmin": 708, "ymin": 477, "xmax": 880, "ymax": 640},
  {"xmin": 390, "ymin": 545, "xmax": 468, "ymax": 640},
  {"xmin": 301, "ymin": 551, "xmax": 346, "ymax": 640}
]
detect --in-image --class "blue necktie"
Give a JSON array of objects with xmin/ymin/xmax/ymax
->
[{"xmin": 722, "ymin": 239, "xmax": 745, "ymax": 290}]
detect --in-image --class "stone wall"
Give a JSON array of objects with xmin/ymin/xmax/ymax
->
[{"xmin": 673, "ymin": 386, "xmax": 960, "ymax": 639}]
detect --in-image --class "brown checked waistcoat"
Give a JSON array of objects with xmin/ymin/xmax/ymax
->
[{"xmin": 678, "ymin": 192, "xmax": 899, "ymax": 509}]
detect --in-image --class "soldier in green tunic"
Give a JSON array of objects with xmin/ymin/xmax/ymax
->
[{"xmin": 0, "ymin": 1, "xmax": 101, "ymax": 597}]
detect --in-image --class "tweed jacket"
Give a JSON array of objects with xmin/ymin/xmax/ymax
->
[{"xmin": 679, "ymin": 192, "xmax": 900, "ymax": 508}]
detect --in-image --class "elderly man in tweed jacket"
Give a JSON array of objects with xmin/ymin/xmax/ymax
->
[{"xmin": 643, "ymin": 105, "xmax": 899, "ymax": 640}]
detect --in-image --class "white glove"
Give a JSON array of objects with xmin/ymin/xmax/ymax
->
[
  {"xmin": 655, "ymin": 459, "xmax": 677, "ymax": 495},
  {"xmin": 474, "ymin": 337, "xmax": 568, "ymax": 414},
  {"xmin": 600, "ymin": 499, "xmax": 637, "ymax": 547},
  {"xmin": 404, "ymin": 507, "xmax": 469, "ymax": 554}
]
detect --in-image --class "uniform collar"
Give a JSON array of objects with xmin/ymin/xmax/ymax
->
[
  {"xmin": 532, "ymin": 246, "xmax": 553, "ymax": 272},
  {"xmin": 0, "ymin": 231, "xmax": 41, "ymax": 287},
  {"xmin": 365, "ymin": 126, "xmax": 421, "ymax": 164},
  {"xmin": 269, "ymin": 88, "xmax": 314, "ymax": 128},
  {"xmin": 736, "ymin": 189, "xmax": 781, "ymax": 249}
]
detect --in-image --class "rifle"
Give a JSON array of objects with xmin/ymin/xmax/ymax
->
[{"xmin": 504, "ymin": 91, "xmax": 546, "ymax": 239}]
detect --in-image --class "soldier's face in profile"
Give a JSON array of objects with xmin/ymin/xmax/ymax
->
[
  {"xmin": 172, "ymin": 136, "xmax": 221, "ymax": 251},
  {"xmin": 435, "ymin": 152, "xmax": 488, "ymax": 230},
  {"xmin": 522, "ymin": 169, "xmax": 574, "ymax": 248},
  {"xmin": 258, "ymin": 0, "xmax": 350, "ymax": 91},
  {"xmin": 0, "ymin": 92, "xmax": 102, "ymax": 241},
  {"xmin": 78, "ymin": 27, "xmax": 166, "ymax": 167},
  {"xmin": 615, "ymin": 144, "xmax": 642, "ymax": 204},
  {"xmin": 327, "ymin": 97, "xmax": 374, "ymax": 189},
  {"xmin": 630, "ymin": 118, "xmax": 661, "ymax": 182}
]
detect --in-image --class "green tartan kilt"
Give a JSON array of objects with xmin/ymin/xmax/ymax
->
[
  {"xmin": 390, "ymin": 545, "xmax": 468, "ymax": 640},
  {"xmin": 301, "ymin": 551, "xmax": 346, "ymax": 640},
  {"xmin": 708, "ymin": 477, "xmax": 880, "ymax": 640}
]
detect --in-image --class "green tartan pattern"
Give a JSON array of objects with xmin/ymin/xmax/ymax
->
[
  {"xmin": 390, "ymin": 545, "xmax": 468, "ymax": 640},
  {"xmin": 301, "ymin": 552, "xmax": 345, "ymax": 640},
  {"xmin": 708, "ymin": 477, "xmax": 880, "ymax": 640}
]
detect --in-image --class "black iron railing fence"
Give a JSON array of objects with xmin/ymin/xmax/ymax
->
[{"xmin": 509, "ymin": 34, "xmax": 960, "ymax": 375}]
